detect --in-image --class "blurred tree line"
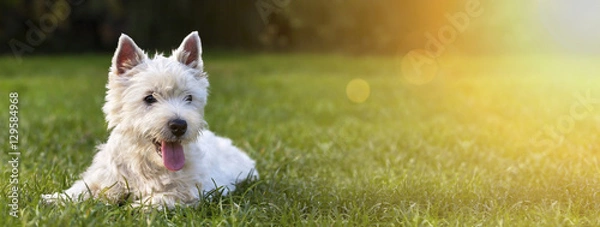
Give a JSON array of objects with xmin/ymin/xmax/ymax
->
[
  {"xmin": 0, "ymin": 0, "xmax": 546, "ymax": 56},
  {"xmin": 1, "ymin": 0, "xmax": 269, "ymax": 55}
]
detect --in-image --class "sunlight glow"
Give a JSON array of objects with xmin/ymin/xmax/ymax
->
[{"xmin": 537, "ymin": 0, "xmax": 600, "ymax": 53}]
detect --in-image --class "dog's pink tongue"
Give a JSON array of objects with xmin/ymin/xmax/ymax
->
[{"xmin": 161, "ymin": 141, "xmax": 185, "ymax": 171}]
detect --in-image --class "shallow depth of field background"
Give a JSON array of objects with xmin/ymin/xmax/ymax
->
[{"xmin": 2, "ymin": 0, "xmax": 600, "ymax": 226}]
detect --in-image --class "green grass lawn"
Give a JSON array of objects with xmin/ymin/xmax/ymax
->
[{"xmin": 2, "ymin": 53, "xmax": 600, "ymax": 226}]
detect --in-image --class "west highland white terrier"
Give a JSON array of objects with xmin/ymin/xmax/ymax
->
[{"xmin": 42, "ymin": 31, "xmax": 258, "ymax": 209}]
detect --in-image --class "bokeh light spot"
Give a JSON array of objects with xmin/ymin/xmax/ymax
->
[{"xmin": 346, "ymin": 79, "xmax": 370, "ymax": 103}]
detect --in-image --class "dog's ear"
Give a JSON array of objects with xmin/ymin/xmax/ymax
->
[
  {"xmin": 173, "ymin": 31, "xmax": 203, "ymax": 70},
  {"xmin": 111, "ymin": 34, "xmax": 146, "ymax": 75}
]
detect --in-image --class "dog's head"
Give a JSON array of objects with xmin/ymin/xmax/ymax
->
[{"xmin": 103, "ymin": 31, "xmax": 208, "ymax": 172}]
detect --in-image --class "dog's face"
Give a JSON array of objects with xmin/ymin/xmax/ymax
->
[{"xmin": 103, "ymin": 32, "xmax": 209, "ymax": 172}]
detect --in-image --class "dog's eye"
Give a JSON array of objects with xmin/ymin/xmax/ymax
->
[
  {"xmin": 185, "ymin": 95, "xmax": 192, "ymax": 102},
  {"xmin": 144, "ymin": 95, "xmax": 157, "ymax": 104}
]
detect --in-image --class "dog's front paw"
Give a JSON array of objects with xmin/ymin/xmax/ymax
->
[{"xmin": 41, "ymin": 193, "xmax": 68, "ymax": 204}]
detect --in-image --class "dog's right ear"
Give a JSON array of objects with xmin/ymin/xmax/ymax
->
[{"xmin": 111, "ymin": 34, "xmax": 146, "ymax": 76}]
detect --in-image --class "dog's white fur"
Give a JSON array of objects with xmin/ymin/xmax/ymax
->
[{"xmin": 42, "ymin": 31, "xmax": 258, "ymax": 209}]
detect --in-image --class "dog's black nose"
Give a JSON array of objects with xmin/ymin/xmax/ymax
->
[{"xmin": 168, "ymin": 119, "xmax": 187, "ymax": 137}]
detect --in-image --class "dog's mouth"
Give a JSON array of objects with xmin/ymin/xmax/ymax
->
[{"xmin": 152, "ymin": 139, "xmax": 185, "ymax": 172}]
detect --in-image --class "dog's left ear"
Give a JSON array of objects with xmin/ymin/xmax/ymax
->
[{"xmin": 173, "ymin": 31, "xmax": 203, "ymax": 71}]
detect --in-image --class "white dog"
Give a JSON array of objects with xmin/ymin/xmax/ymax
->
[{"xmin": 42, "ymin": 31, "xmax": 258, "ymax": 209}]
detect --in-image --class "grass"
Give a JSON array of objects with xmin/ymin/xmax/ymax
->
[{"xmin": 2, "ymin": 52, "xmax": 600, "ymax": 226}]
